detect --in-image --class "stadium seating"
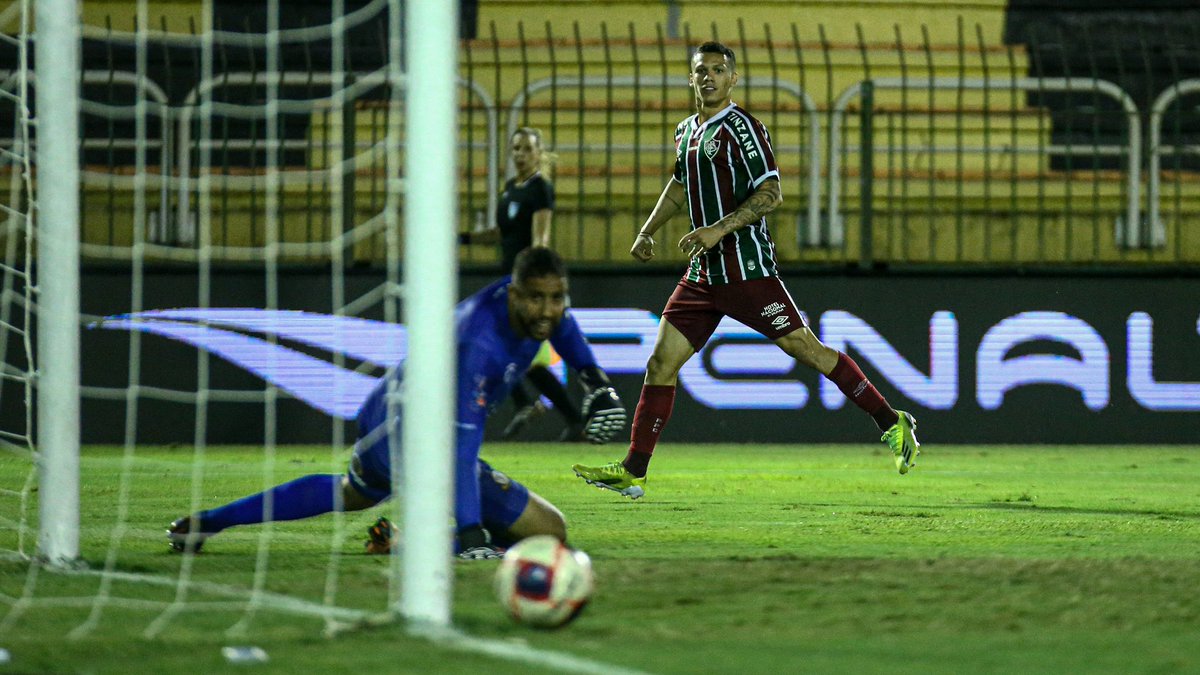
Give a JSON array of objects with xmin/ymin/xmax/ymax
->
[
  {"xmin": 5, "ymin": 0, "xmax": 1199, "ymax": 265},
  {"xmin": 451, "ymin": 0, "xmax": 1188, "ymax": 265}
]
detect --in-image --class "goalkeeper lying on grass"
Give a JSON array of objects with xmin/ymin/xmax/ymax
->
[{"xmin": 168, "ymin": 247, "xmax": 627, "ymax": 560}]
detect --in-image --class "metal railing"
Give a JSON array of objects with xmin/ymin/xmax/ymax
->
[
  {"xmin": 1148, "ymin": 78, "xmax": 1200, "ymax": 248},
  {"xmin": 829, "ymin": 77, "xmax": 1142, "ymax": 251},
  {"xmin": 173, "ymin": 70, "xmax": 499, "ymax": 246},
  {"xmin": 504, "ymin": 75, "xmax": 821, "ymax": 249},
  {"xmin": 4, "ymin": 15, "xmax": 1200, "ymax": 269},
  {"xmin": 1, "ymin": 69, "xmax": 173, "ymax": 225}
]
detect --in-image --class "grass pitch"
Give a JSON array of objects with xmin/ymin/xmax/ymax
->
[{"xmin": 2, "ymin": 443, "xmax": 1199, "ymax": 674}]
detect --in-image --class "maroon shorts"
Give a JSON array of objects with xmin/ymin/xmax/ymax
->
[{"xmin": 661, "ymin": 277, "xmax": 807, "ymax": 352}]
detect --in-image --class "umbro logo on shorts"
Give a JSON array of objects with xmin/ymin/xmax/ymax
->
[
  {"xmin": 761, "ymin": 302, "xmax": 786, "ymax": 318},
  {"xmin": 772, "ymin": 316, "xmax": 791, "ymax": 330}
]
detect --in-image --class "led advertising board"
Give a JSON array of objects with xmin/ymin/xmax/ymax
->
[{"xmin": 69, "ymin": 269, "xmax": 1199, "ymax": 444}]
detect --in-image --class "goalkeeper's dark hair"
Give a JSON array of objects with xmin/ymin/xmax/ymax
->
[
  {"xmin": 512, "ymin": 246, "xmax": 567, "ymax": 284},
  {"xmin": 693, "ymin": 41, "xmax": 736, "ymax": 71}
]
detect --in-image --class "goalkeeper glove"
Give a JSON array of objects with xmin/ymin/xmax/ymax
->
[
  {"xmin": 364, "ymin": 516, "xmax": 398, "ymax": 555},
  {"xmin": 456, "ymin": 524, "xmax": 504, "ymax": 560},
  {"xmin": 580, "ymin": 385, "xmax": 627, "ymax": 444}
]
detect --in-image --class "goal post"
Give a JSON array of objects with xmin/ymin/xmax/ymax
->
[
  {"xmin": 398, "ymin": 0, "xmax": 458, "ymax": 628},
  {"xmin": 33, "ymin": 0, "xmax": 81, "ymax": 567}
]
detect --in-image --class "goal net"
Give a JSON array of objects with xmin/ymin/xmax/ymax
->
[
  {"xmin": 0, "ymin": 0, "xmax": 37, "ymax": 569},
  {"xmin": 0, "ymin": 0, "xmax": 462, "ymax": 647}
]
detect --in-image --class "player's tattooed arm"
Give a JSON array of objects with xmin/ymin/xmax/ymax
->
[
  {"xmin": 715, "ymin": 178, "xmax": 782, "ymax": 235},
  {"xmin": 678, "ymin": 178, "xmax": 781, "ymax": 258}
]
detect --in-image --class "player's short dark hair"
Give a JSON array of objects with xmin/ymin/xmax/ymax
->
[
  {"xmin": 693, "ymin": 41, "xmax": 736, "ymax": 71},
  {"xmin": 512, "ymin": 246, "xmax": 566, "ymax": 284}
]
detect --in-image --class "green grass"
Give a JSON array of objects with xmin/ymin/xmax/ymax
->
[{"xmin": 3, "ymin": 443, "xmax": 1200, "ymax": 674}]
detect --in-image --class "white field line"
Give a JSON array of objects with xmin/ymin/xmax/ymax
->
[
  {"xmin": 410, "ymin": 622, "xmax": 655, "ymax": 675},
  {"xmin": 0, "ymin": 553, "xmax": 654, "ymax": 674}
]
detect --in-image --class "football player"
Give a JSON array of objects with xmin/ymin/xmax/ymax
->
[{"xmin": 167, "ymin": 247, "xmax": 626, "ymax": 559}]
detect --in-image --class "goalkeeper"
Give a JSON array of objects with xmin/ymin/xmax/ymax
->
[{"xmin": 167, "ymin": 247, "xmax": 627, "ymax": 559}]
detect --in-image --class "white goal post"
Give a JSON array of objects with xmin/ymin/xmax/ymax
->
[
  {"xmin": 34, "ymin": 0, "xmax": 81, "ymax": 567},
  {"xmin": 398, "ymin": 0, "xmax": 457, "ymax": 628}
]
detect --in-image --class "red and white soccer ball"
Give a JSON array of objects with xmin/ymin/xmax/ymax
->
[{"xmin": 493, "ymin": 535, "xmax": 594, "ymax": 628}]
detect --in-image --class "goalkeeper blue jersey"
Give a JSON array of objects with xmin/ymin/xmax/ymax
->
[{"xmin": 355, "ymin": 275, "xmax": 599, "ymax": 530}]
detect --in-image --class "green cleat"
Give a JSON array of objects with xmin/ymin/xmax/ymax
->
[
  {"xmin": 571, "ymin": 460, "xmax": 646, "ymax": 499},
  {"xmin": 881, "ymin": 410, "xmax": 920, "ymax": 474}
]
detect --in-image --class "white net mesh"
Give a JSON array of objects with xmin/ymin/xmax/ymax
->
[
  {"xmin": 0, "ymin": 6, "xmax": 612, "ymax": 669},
  {"xmin": 2, "ymin": 0, "xmax": 408, "ymax": 641},
  {"xmin": 0, "ymin": 0, "xmax": 36, "ymax": 553},
  {"xmin": 0, "ymin": 0, "xmax": 48, "ymax": 640}
]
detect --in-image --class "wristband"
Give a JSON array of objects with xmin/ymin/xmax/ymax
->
[{"xmin": 578, "ymin": 366, "xmax": 612, "ymax": 390}]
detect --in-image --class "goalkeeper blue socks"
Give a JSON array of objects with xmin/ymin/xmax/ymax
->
[{"xmin": 197, "ymin": 473, "xmax": 342, "ymax": 533}]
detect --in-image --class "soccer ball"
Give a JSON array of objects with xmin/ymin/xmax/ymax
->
[{"xmin": 493, "ymin": 535, "xmax": 594, "ymax": 628}]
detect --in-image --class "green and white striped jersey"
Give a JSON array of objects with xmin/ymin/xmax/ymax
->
[{"xmin": 673, "ymin": 102, "xmax": 781, "ymax": 285}]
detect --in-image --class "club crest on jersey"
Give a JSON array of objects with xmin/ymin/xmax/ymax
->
[
  {"xmin": 507, "ymin": 201, "xmax": 520, "ymax": 220},
  {"xmin": 472, "ymin": 375, "xmax": 488, "ymax": 410},
  {"xmin": 703, "ymin": 137, "xmax": 720, "ymax": 160}
]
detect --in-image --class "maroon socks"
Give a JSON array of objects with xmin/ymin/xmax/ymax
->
[
  {"xmin": 622, "ymin": 384, "xmax": 676, "ymax": 477},
  {"xmin": 826, "ymin": 351, "xmax": 899, "ymax": 431},
  {"xmin": 620, "ymin": 352, "xmax": 897, "ymax": 479}
]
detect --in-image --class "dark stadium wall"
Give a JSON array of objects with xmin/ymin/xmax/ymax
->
[
  {"xmin": 66, "ymin": 267, "xmax": 1200, "ymax": 445},
  {"xmin": 1004, "ymin": 0, "xmax": 1200, "ymax": 170}
]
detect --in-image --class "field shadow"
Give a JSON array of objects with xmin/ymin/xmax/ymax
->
[
  {"xmin": 981, "ymin": 502, "xmax": 1200, "ymax": 521},
  {"xmin": 782, "ymin": 500, "xmax": 1200, "ymax": 522}
]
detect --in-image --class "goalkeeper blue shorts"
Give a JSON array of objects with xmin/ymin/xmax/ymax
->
[{"xmin": 347, "ymin": 432, "xmax": 530, "ymax": 534}]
